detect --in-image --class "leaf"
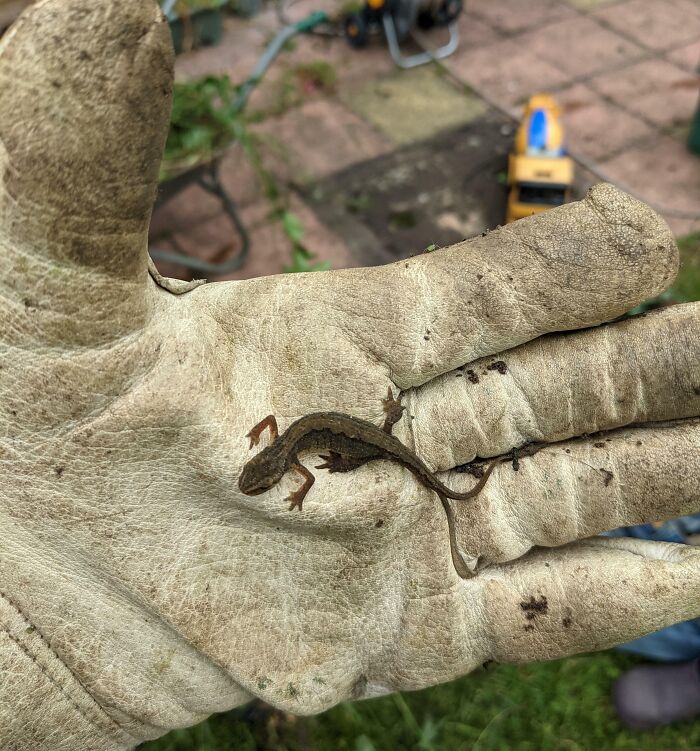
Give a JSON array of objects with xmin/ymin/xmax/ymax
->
[{"xmin": 282, "ymin": 212, "xmax": 305, "ymax": 244}]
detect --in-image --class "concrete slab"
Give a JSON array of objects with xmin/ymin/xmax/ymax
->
[
  {"xmin": 468, "ymin": 0, "xmax": 575, "ymax": 35},
  {"xmin": 152, "ymin": 192, "xmax": 354, "ymax": 282},
  {"xmin": 557, "ymin": 82, "xmax": 656, "ymax": 159},
  {"xmin": 562, "ymin": 0, "xmax": 619, "ymax": 9},
  {"xmin": 455, "ymin": 11, "xmax": 504, "ymax": 49},
  {"xmin": 517, "ymin": 14, "xmax": 646, "ymax": 78},
  {"xmin": 341, "ymin": 65, "xmax": 488, "ymax": 145},
  {"xmin": 308, "ymin": 110, "xmax": 519, "ymax": 265},
  {"xmin": 598, "ymin": 136, "xmax": 700, "ymax": 227},
  {"xmin": 589, "ymin": 58, "xmax": 699, "ymax": 129},
  {"xmin": 252, "ymin": 97, "xmax": 393, "ymax": 184},
  {"xmin": 593, "ymin": 0, "xmax": 700, "ymax": 52},
  {"xmin": 150, "ymin": 145, "xmax": 263, "ymax": 243},
  {"xmin": 174, "ymin": 12, "xmax": 278, "ymax": 83},
  {"xmin": 666, "ymin": 40, "xmax": 700, "ymax": 73},
  {"xmin": 446, "ymin": 37, "xmax": 573, "ymax": 107}
]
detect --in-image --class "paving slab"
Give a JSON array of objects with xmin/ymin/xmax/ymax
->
[
  {"xmin": 454, "ymin": 11, "xmax": 504, "ymax": 48},
  {"xmin": 174, "ymin": 12, "xmax": 277, "ymax": 83},
  {"xmin": 556, "ymin": 82, "xmax": 656, "ymax": 159},
  {"xmin": 446, "ymin": 37, "xmax": 573, "ymax": 107},
  {"xmin": 150, "ymin": 182, "xmax": 224, "ymax": 240},
  {"xmin": 665, "ymin": 40, "xmax": 700, "ymax": 73},
  {"xmin": 598, "ymin": 136, "xmax": 700, "ymax": 229},
  {"xmin": 562, "ymin": 0, "xmax": 619, "ymax": 9},
  {"xmin": 517, "ymin": 14, "xmax": 646, "ymax": 78},
  {"xmin": 309, "ymin": 110, "xmax": 518, "ymax": 265},
  {"xmin": 467, "ymin": 0, "xmax": 575, "ymax": 35},
  {"xmin": 152, "ymin": 193, "xmax": 354, "ymax": 282},
  {"xmin": 593, "ymin": 0, "xmax": 700, "ymax": 52},
  {"xmin": 150, "ymin": 145, "xmax": 263, "ymax": 242},
  {"xmin": 244, "ymin": 33, "xmax": 397, "ymax": 118},
  {"xmin": 252, "ymin": 97, "xmax": 393, "ymax": 185},
  {"xmin": 341, "ymin": 65, "xmax": 488, "ymax": 145},
  {"xmin": 589, "ymin": 57, "xmax": 700, "ymax": 130}
]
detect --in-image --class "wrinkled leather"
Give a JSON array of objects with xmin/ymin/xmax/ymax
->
[{"xmin": 0, "ymin": 1, "xmax": 699, "ymax": 749}]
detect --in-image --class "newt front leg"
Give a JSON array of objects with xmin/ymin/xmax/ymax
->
[
  {"xmin": 246, "ymin": 415, "xmax": 279, "ymax": 448},
  {"xmin": 288, "ymin": 462, "xmax": 315, "ymax": 511}
]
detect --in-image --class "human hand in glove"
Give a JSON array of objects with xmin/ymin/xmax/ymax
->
[{"xmin": 0, "ymin": 1, "xmax": 698, "ymax": 749}]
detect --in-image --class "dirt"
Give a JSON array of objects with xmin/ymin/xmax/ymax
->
[
  {"xmin": 486, "ymin": 360, "xmax": 508, "ymax": 375},
  {"xmin": 465, "ymin": 368, "xmax": 479, "ymax": 384},
  {"xmin": 306, "ymin": 108, "xmax": 595, "ymax": 266},
  {"xmin": 520, "ymin": 595, "xmax": 548, "ymax": 621},
  {"xmin": 599, "ymin": 468, "xmax": 614, "ymax": 487},
  {"xmin": 307, "ymin": 111, "xmax": 514, "ymax": 265}
]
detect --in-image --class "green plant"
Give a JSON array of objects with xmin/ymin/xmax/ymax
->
[
  {"xmin": 138, "ymin": 651, "xmax": 700, "ymax": 750},
  {"xmin": 161, "ymin": 75, "xmax": 244, "ymax": 181},
  {"xmin": 171, "ymin": 0, "xmax": 224, "ymax": 12},
  {"xmin": 162, "ymin": 75, "xmax": 330, "ymax": 273},
  {"xmin": 281, "ymin": 211, "xmax": 332, "ymax": 273}
]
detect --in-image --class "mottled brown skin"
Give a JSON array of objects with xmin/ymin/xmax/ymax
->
[{"xmin": 239, "ymin": 390, "xmax": 501, "ymax": 578}]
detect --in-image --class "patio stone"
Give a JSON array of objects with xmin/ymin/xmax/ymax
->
[
  {"xmin": 174, "ymin": 13, "xmax": 276, "ymax": 83},
  {"xmin": 455, "ymin": 11, "xmax": 504, "ymax": 48},
  {"xmin": 556, "ymin": 82, "xmax": 655, "ymax": 159},
  {"xmin": 341, "ymin": 65, "xmax": 488, "ymax": 144},
  {"xmin": 153, "ymin": 191, "xmax": 354, "ymax": 282},
  {"xmin": 150, "ymin": 145, "xmax": 263, "ymax": 241},
  {"xmin": 562, "ymin": 0, "xmax": 619, "ymax": 9},
  {"xmin": 593, "ymin": 0, "xmax": 700, "ymax": 52},
  {"xmin": 150, "ymin": 183, "xmax": 223, "ymax": 240},
  {"xmin": 214, "ymin": 195, "xmax": 354, "ymax": 280},
  {"xmin": 447, "ymin": 37, "xmax": 572, "ymax": 107},
  {"xmin": 589, "ymin": 58, "xmax": 699, "ymax": 129},
  {"xmin": 252, "ymin": 97, "xmax": 393, "ymax": 183},
  {"xmin": 468, "ymin": 0, "xmax": 575, "ymax": 35},
  {"xmin": 517, "ymin": 14, "xmax": 646, "ymax": 78},
  {"xmin": 665, "ymin": 40, "xmax": 700, "ymax": 73},
  {"xmin": 598, "ymin": 136, "xmax": 700, "ymax": 230}
]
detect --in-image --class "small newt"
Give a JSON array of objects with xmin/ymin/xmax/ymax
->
[{"xmin": 238, "ymin": 389, "xmax": 501, "ymax": 579}]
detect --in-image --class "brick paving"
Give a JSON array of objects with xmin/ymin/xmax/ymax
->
[{"xmin": 149, "ymin": 0, "xmax": 700, "ymax": 280}]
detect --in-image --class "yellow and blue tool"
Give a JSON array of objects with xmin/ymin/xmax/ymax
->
[{"xmin": 506, "ymin": 94, "xmax": 574, "ymax": 223}]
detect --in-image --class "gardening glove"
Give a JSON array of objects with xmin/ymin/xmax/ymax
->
[{"xmin": 1, "ymin": 1, "xmax": 699, "ymax": 750}]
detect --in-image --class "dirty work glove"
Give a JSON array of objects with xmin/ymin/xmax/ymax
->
[{"xmin": 1, "ymin": 1, "xmax": 699, "ymax": 749}]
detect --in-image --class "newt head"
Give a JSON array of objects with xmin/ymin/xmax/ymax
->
[{"xmin": 238, "ymin": 444, "xmax": 287, "ymax": 496}]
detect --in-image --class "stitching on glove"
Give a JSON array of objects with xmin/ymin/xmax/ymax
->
[{"xmin": 0, "ymin": 589, "xmax": 137, "ymax": 744}]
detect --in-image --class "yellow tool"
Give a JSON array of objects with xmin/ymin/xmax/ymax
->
[{"xmin": 506, "ymin": 94, "xmax": 574, "ymax": 224}]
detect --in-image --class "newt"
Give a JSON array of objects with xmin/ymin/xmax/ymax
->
[{"xmin": 238, "ymin": 389, "xmax": 502, "ymax": 579}]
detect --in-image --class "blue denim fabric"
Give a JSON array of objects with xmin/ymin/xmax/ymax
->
[{"xmin": 603, "ymin": 514, "xmax": 700, "ymax": 662}]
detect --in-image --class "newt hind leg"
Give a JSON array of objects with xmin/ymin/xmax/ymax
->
[
  {"xmin": 316, "ymin": 451, "xmax": 370, "ymax": 473},
  {"xmin": 381, "ymin": 387, "xmax": 405, "ymax": 434}
]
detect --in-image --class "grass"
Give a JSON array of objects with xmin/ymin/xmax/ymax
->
[
  {"xmin": 673, "ymin": 232, "xmax": 700, "ymax": 302},
  {"xmin": 138, "ymin": 233, "xmax": 700, "ymax": 751},
  {"xmin": 139, "ymin": 652, "xmax": 700, "ymax": 751}
]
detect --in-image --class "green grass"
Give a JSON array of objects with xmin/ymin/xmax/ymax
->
[
  {"xmin": 139, "ymin": 234, "xmax": 700, "ymax": 751},
  {"xmin": 673, "ymin": 232, "xmax": 700, "ymax": 302},
  {"xmin": 139, "ymin": 652, "xmax": 700, "ymax": 751}
]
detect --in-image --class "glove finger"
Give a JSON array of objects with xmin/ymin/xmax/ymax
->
[
  {"xmin": 449, "ymin": 419, "xmax": 700, "ymax": 568},
  {"xmin": 482, "ymin": 537, "xmax": 700, "ymax": 664},
  {"xmin": 310, "ymin": 184, "xmax": 677, "ymax": 389},
  {"xmin": 408, "ymin": 302, "xmax": 699, "ymax": 468},
  {"xmin": 0, "ymin": 0, "xmax": 172, "ymax": 345}
]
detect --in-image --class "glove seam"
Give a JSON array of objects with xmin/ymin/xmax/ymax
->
[{"xmin": 0, "ymin": 589, "xmax": 137, "ymax": 746}]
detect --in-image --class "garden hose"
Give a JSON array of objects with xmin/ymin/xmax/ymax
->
[{"xmin": 233, "ymin": 10, "xmax": 330, "ymax": 112}]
